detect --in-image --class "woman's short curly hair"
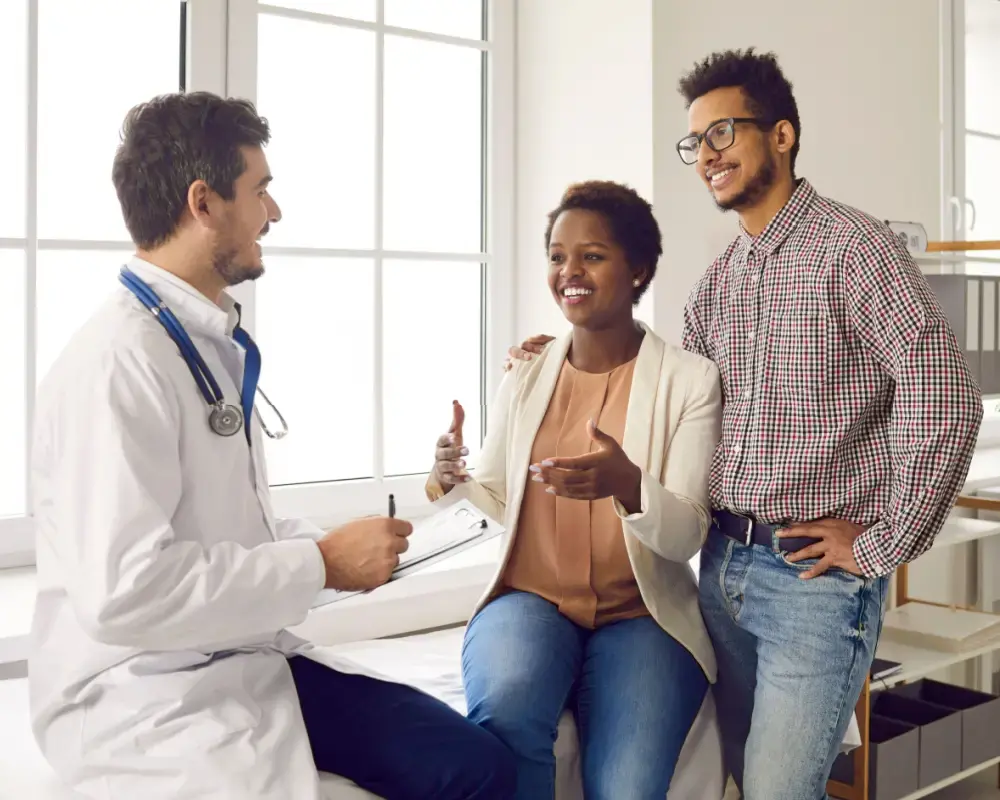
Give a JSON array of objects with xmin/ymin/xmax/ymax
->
[{"xmin": 544, "ymin": 180, "xmax": 662, "ymax": 305}]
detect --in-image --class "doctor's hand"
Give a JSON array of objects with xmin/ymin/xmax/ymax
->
[
  {"xmin": 503, "ymin": 334, "xmax": 554, "ymax": 372},
  {"xmin": 317, "ymin": 517, "xmax": 413, "ymax": 591},
  {"xmin": 432, "ymin": 400, "xmax": 470, "ymax": 494},
  {"xmin": 530, "ymin": 419, "xmax": 643, "ymax": 514}
]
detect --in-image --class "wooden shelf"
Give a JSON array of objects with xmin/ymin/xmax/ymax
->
[
  {"xmin": 926, "ymin": 240, "xmax": 1000, "ymax": 253},
  {"xmin": 955, "ymin": 494, "xmax": 1000, "ymax": 513},
  {"xmin": 830, "ymin": 492, "xmax": 1000, "ymax": 800},
  {"xmin": 897, "ymin": 755, "xmax": 1000, "ymax": 800},
  {"xmin": 933, "ymin": 516, "xmax": 1000, "ymax": 549},
  {"xmin": 874, "ymin": 638, "xmax": 1000, "ymax": 690}
]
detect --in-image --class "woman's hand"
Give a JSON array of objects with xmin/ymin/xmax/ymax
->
[
  {"xmin": 432, "ymin": 401, "xmax": 470, "ymax": 493},
  {"xmin": 530, "ymin": 419, "xmax": 643, "ymax": 513}
]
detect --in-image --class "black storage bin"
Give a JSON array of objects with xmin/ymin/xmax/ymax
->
[
  {"xmin": 830, "ymin": 713, "xmax": 920, "ymax": 800},
  {"xmin": 829, "ymin": 750, "xmax": 854, "ymax": 785},
  {"xmin": 894, "ymin": 678, "xmax": 1000, "ymax": 769},
  {"xmin": 866, "ymin": 714, "xmax": 920, "ymax": 800},
  {"xmin": 873, "ymin": 692, "xmax": 962, "ymax": 787}
]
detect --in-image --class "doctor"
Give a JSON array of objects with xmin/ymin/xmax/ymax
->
[{"xmin": 29, "ymin": 91, "xmax": 515, "ymax": 800}]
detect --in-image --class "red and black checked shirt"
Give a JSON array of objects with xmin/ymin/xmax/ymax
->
[{"xmin": 683, "ymin": 179, "xmax": 984, "ymax": 577}]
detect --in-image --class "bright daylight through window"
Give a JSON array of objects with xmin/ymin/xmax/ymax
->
[
  {"xmin": 0, "ymin": 0, "xmax": 511, "ymax": 565},
  {"xmin": 251, "ymin": 1, "xmax": 492, "ymax": 501},
  {"xmin": 0, "ymin": 0, "xmax": 181, "ymax": 563}
]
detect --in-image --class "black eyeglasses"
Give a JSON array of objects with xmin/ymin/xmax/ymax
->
[{"xmin": 676, "ymin": 117, "xmax": 772, "ymax": 165}]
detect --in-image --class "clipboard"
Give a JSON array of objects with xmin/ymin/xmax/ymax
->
[{"xmin": 310, "ymin": 499, "xmax": 504, "ymax": 609}]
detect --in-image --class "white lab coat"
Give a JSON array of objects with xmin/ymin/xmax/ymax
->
[{"xmin": 29, "ymin": 258, "xmax": 384, "ymax": 800}]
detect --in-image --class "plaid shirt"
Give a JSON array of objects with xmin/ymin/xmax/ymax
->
[{"xmin": 683, "ymin": 179, "xmax": 983, "ymax": 577}]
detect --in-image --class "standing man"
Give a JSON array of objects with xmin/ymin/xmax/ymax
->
[
  {"xmin": 507, "ymin": 49, "xmax": 983, "ymax": 799},
  {"xmin": 30, "ymin": 91, "xmax": 515, "ymax": 800},
  {"xmin": 675, "ymin": 49, "xmax": 980, "ymax": 797}
]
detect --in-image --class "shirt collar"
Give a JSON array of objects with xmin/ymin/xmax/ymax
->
[
  {"xmin": 738, "ymin": 178, "xmax": 817, "ymax": 255},
  {"xmin": 126, "ymin": 256, "xmax": 241, "ymax": 337}
]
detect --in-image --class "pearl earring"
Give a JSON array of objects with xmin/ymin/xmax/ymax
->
[{"xmin": 633, "ymin": 278, "xmax": 642, "ymax": 287}]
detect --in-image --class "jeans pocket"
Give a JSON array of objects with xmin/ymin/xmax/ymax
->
[{"xmin": 777, "ymin": 551, "xmax": 870, "ymax": 588}]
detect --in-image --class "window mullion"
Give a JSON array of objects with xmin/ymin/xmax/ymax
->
[
  {"xmin": 24, "ymin": 0, "xmax": 39, "ymax": 519},
  {"xmin": 185, "ymin": 0, "xmax": 228, "ymax": 96},
  {"xmin": 373, "ymin": 0, "xmax": 386, "ymax": 483},
  {"xmin": 482, "ymin": 0, "xmax": 515, "ymax": 405},
  {"xmin": 218, "ymin": 0, "xmax": 258, "ymax": 333}
]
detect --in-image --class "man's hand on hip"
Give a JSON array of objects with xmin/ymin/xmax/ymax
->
[
  {"xmin": 317, "ymin": 517, "xmax": 413, "ymax": 591},
  {"xmin": 778, "ymin": 519, "xmax": 864, "ymax": 580}
]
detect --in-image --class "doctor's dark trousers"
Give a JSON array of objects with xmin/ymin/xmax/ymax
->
[{"xmin": 288, "ymin": 655, "xmax": 517, "ymax": 800}]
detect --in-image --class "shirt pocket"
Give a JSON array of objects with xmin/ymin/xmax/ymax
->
[{"xmin": 770, "ymin": 312, "xmax": 833, "ymax": 396}]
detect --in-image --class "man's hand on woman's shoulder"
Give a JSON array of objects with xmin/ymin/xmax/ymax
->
[{"xmin": 503, "ymin": 334, "xmax": 555, "ymax": 372}]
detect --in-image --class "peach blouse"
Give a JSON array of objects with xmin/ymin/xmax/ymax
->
[{"xmin": 500, "ymin": 356, "xmax": 649, "ymax": 628}]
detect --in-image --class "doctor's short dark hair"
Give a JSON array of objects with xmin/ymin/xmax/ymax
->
[
  {"xmin": 543, "ymin": 181, "xmax": 662, "ymax": 305},
  {"xmin": 112, "ymin": 92, "xmax": 271, "ymax": 250},
  {"xmin": 678, "ymin": 48, "xmax": 801, "ymax": 176}
]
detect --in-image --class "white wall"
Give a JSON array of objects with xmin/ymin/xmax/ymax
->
[
  {"xmin": 651, "ymin": 0, "xmax": 944, "ymax": 344},
  {"xmin": 641, "ymin": 2, "xmax": 978, "ymax": 674},
  {"xmin": 514, "ymin": 0, "xmax": 991, "ymax": 677},
  {"xmin": 515, "ymin": 0, "xmax": 944, "ymax": 343},
  {"xmin": 515, "ymin": 0, "xmax": 654, "ymax": 339}
]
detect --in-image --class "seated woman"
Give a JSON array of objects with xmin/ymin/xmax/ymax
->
[{"xmin": 426, "ymin": 181, "xmax": 723, "ymax": 799}]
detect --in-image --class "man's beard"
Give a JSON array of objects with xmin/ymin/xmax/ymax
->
[
  {"xmin": 714, "ymin": 153, "xmax": 776, "ymax": 212},
  {"xmin": 212, "ymin": 243, "xmax": 264, "ymax": 287}
]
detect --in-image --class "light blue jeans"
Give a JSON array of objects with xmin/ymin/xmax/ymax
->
[
  {"xmin": 462, "ymin": 591, "xmax": 708, "ymax": 800},
  {"xmin": 699, "ymin": 527, "xmax": 889, "ymax": 800}
]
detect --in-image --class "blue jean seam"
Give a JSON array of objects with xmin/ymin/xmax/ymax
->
[
  {"xmin": 718, "ymin": 538, "xmax": 742, "ymax": 622},
  {"xmin": 815, "ymin": 580, "xmax": 871, "ymax": 781}
]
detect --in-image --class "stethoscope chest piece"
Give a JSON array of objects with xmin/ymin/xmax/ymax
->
[
  {"xmin": 119, "ymin": 266, "xmax": 288, "ymax": 443},
  {"xmin": 209, "ymin": 403, "xmax": 244, "ymax": 437}
]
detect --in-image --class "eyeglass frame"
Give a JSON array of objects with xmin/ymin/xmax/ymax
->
[{"xmin": 675, "ymin": 116, "xmax": 774, "ymax": 165}]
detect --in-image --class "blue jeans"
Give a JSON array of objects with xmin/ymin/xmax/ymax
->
[
  {"xmin": 289, "ymin": 656, "xmax": 516, "ymax": 799},
  {"xmin": 699, "ymin": 528, "xmax": 889, "ymax": 800},
  {"xmin": 462, "ymin": 590, "xmax": 708, "ymax": 800}
]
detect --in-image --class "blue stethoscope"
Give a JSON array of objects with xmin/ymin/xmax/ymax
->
[{"xmin": 119, "ymin": 267, "xmax": 288, "ymax": 444}]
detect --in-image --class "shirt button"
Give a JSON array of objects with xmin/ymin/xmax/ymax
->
[
  {"xmin": 732, "ymin": 444, "xmax": 743, "ymax": 455},
  {"xmin": 748, "ymin": 331, "xmax": 755, "ymax": 342},
  {"xmin": 751, "ymin": 273, "xmax": 759, "ymax": 283}
]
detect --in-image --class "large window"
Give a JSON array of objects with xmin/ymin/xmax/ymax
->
[
  {"xmin": 0, "ymin": 0, "xmax": 183, "ymax": 564},
  {"xmin": 943, "ymin": 0, "xmax": 1000, "ymax": 430},
  {"xmin": 962, "ymin": 0, "xmax": 1000, "ymax": 241},
  {"xmin": 0, "ymin": 0, "xmax": 514, "ymax": 565},
  {"xmin": 233, "ymin": 1, "xmax": 512, "ymax": 523}
]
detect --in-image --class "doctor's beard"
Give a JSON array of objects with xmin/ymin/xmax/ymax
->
[{"xmin": 213, "ymin": 244, "xmax": 265, "ymax": 286}]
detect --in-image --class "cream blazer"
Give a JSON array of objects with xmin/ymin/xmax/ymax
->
[{"xmin": 429, "ymin": 322, "xmax": 723, "ymax": 681}]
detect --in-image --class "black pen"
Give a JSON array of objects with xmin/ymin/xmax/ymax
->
[{"xmin": 388, "ymin": 494, "xmax": 396, "ymax": 519}]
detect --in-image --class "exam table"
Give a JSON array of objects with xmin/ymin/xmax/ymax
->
[{"xmin": 0, "ymin": 626, "xmax": 726, "ymax": 799}]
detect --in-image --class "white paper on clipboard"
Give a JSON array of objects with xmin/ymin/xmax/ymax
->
[{"xmin": 310, "ymin": 499, "xmax": 504, "ymax": 609}]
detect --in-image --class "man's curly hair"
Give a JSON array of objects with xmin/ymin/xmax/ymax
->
[{"xmin": 678, "ymin": 48, "xmax": 801, "ymax": 175}]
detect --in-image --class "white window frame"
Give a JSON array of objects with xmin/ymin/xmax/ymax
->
[
  {"xmin": 940, "ymin": 0, "xmax": 1000, "ymax": 441},
  {"xmin": 227, "ymin": 0, "xmax": 515, "ymax": 531},
  {"xmin": 0, "ymin": 0, "xmax": 515, "ymax": 568},
  {"xmin": 0, "ymin": 0, "xmax": 184, "ymax": 568}
]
